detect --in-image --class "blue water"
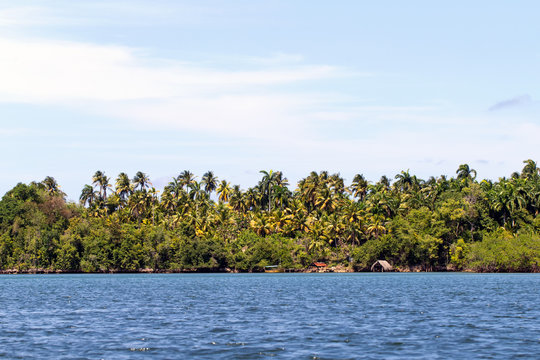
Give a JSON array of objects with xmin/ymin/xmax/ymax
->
[{"xmin": 0, "ymin": 273, "xmax": 538, "ymax": 359}]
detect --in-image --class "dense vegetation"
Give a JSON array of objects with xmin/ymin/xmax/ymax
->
[{"xmin": 1, "ymin": 161, "xmax": 540, "ymax": 273}]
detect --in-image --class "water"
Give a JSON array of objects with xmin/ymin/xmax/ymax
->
[{"xmin": 0, "ymin": 273, "xmax": 538, "ymax": 359}]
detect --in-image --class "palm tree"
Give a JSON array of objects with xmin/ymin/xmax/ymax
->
[
  {"xmin": 79, "ymin": 184, "xmax": 96, "ymax": 207},
  {"xmin": 271, "ymin": 209, "xmax": 293, "ymax": 234},
  {"xmin": 132, "ymin": 171, "xmax": 151, "ymax": 192},
  {"xmin": 377, "ymin": 175, "xmax": 392, "ymax": 191},
  {"xmin": 489, "ymin": 179, "xmax": 517, "ymax": 228},
  {"xmin": 167, "ymin": 177, "xmax": 183, "ymax": 199},
  {"xmin": 229, "ymin": 185, "xmax": 248, "ymax": 213},
  {"xmin": 394, "ymin": 170, "xmax": 414, "ymax": 192},
  {"xmin": 188, "ymin": 181, "xmax": 207, "ymax": 203},
  {"xmin": 160, "ymin": 188, "xmax": 176, "ymax": 214},
  {"xmin": 521, "ymin": 159, "xmax": 539, "ymax": 180},
  {"xmin": 250, "ymin": 211, "xmax": 277, "ymax": 236},
  {"xmin": 350, "ymin": 174, "xmax": 368, "ymax": 201},
  {"xmin": 324, "ymin": 213, "xmax": 344, "ymax": 246},
  {"xmin": 244, "ymin": 187, "xmax": 260, "ymax": 211},
  {"xmin": 342, "ymin": 202, "xmax": 367, "ymax": 246},
  {"xmin": 115, "ymin": 172, "xmax": 132, "ymax": 201},
  {"xmin": 217, "ymin": 180, "xmax": 232, "ymax": 203},
  {"xmin": 259, "ymin": 170, "xmax": 277, "ymax": 212},
  {"xmin": 178, "ymin": 170, "xmax": 196, "ymax": 189},
  {"xmin": 92, "ymin": 170, "xmax": 112, "ymax": 200},
  {"xmin": 456, "ymin": 164, "xmax": 477, "ymax": 183},
  {"xmin": 129, "ymin": 190, "xmax": 150, "ymax": 223},
  {"xmin": 308, "ymin": 220, "xmax": 332, "ymax": 252},
  {"xmin": 329, "ymin": 173, "xmax": 346, "ymax": 198},
  {"xmin": 201, "ymin": 171, "xmax": 219, "ymax": 195},
  {"xmin": 315, "ymin": 187, "xmax": 335, "ymax": 213},
  {"xmin": 41, "ymin": 176, "xmax": 62, "ymax": 197},
  {"xmin": 148, "ymin": 187, "xmax": 160, "ymax": 225},
  {"xmin": 274, "ymin": 171, "xmax": 289, "ymax": 187},
  {"xmin": 273, "ymin": 184, "xmax": 291, "ymax": 210},
  {"xmin": 366, "ymin": 214, "xmax": 386, "ymax": 239}
]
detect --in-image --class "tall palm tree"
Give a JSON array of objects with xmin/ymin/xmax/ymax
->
[
  {"xmin": 132, "ymin": 171, "xmax": 151, "ymax": 191},
  {"xmin": 394, "ymin": 170, "xmax": 413, "ymax": 192},
  {"xmin": 188, "ymin": 181, "xmax": 207, "ymax": 202},
  {"xmin": 273, "ymin": 185, "xmax": 291, "ymax": 210},
  {"xmin": 342, "ymin": 201, "xmax": 367, "ymax": 246},
  {"xmin": 274, "ymin": 171, "xmax": 289, "ymax": 188},
  {"xmin": 115, "ymin": 172, "xmax": 132, "ymax": 201},
  {"xmin": 128, "ymin": 190, "xmax": 150, "ymax": 223},
  {"xmin": 41, "ymin": 176, "xmax": 62, "ymax": 197},
  {"xmin": 178, "ymin": 170, "xmax": 196, "ymax": 189},
  {"xmin": 217, "ymin": 180, "xmax": 232, "ymax": 203},
  {"xmin": 489, "ymin": 179, "xmax": 516, "ymax": 228},
  {"xmin": 329, "ymin": 173, "xmax": 346, "ymax": 198},
  {"xmin": 298, "ymin": 172, "xmax": 329, "ymax": 212},
  {"xmin": 315, "ymin": 187, "xmax": 335, "ymax": 213},
  {"xmin": 250, "ymin": 212, "xmax": 273, "ymax": 236},
  {"xmin": 92, "ymin": 170, "xmax": 111, "ymax": 200},
  {"xmin": 201, "ymin": 171, "xmax": 219, "ymax": 195},
  {"xmin": 167, "ymin": 177, "xmax": 183, "ymax": 198},
  {"xmin": 456, "ymin": 164, "xmax": 477, "ymax": 183},
  {"xmin": 259, "ymin": 170, "xmax": 277, "ymax": 212},
  {"xmin": 148, "ymin": 187, "xmax": 160, "ymax": 225},
  {"xmin": 229, "ymin": 185, "xmax": 247, "ymax": 212},
  {"xmin": 79, "ymin": 184, "xmax": 96, "ymax": 207},
  {"xmin": 350, "ymin": 174, "xmax": 368, "ymax": 201},
  {"xmin": 378, "ymin": 175, "xmax": 392, "ymax": 191},
  {"xmin": 160, "ymin": 188, "xmax": 176, "ymax": 214},
  {"xmin": 245, "ymin": 187, "xmax": 260, "ymax": 211},
  {"xmin": 366, "ymin": 214, "xmax": 386, "ymax": 239},
  {"xmin": 521, "ymin": 159, "xmax": 539, "ymax": 180}
]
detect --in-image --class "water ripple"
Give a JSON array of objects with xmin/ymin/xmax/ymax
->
[{"xmin": 0, "ymin": 273, "xmax": 539, "ymax": 358}]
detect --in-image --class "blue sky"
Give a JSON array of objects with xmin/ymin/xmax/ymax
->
[{"xmin": 0, "ymin": 0, "xmax": 539, "ymax": 200}]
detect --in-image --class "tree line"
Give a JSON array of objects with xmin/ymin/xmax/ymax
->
[{"xmin": 1, "ymin": 161, "xmax": 539, "ymax": 272}]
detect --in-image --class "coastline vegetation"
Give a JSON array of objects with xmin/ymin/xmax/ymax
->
[{"xmin": 1, "ymin": 161, "xmax": 540, "ymax": 273}]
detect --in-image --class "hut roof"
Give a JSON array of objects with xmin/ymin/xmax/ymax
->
[
  {"xmin": 313, "ymin": 262, "xmax": 327, "ymax": 267},
  {"xmin": 371, "ymin": 260, "xmax": 393, "ymax": 271}
]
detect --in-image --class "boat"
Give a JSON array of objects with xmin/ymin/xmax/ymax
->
[{"xmin": 264, "ymin": 265, "xmax": 285, "ymax": 273}]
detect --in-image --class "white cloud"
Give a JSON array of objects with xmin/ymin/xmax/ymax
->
[
  {"xmin": 0, "ymin": 36, "xmax": 351, "ymax": 139},
  {"xmin": 0, "ymin": 6, "xmax": 60, "ymax": 27},
  {"xmin": 0, "ymin": 2, "xmax": 223, "ymax": 28},
  {"xmin": 0, "ymin": 127, "xmax": 29, "ymax": 136},
  {"xmin": 0, "ymin": 37, "xmax": 342, "ymax": 102}
]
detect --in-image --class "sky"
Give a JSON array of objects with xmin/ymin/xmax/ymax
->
[{"xmin": 0, "ymin": 0, "xmax": 539, "ymax": 201}]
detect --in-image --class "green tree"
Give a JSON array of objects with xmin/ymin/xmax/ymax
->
[
  {"xmin": 115, "ymin": 172, "xmax": 132, "ymax": 202},
  {"xmin": 201, "ymin": 171, "xmax": 219, "ymax": 195},
  {"xmin": 132, "ymin": 171, "xmax": 151, "ymax": 192}
]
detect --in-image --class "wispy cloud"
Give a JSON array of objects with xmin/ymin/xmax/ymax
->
[
  {"xmin": 488, "ymin": 94, "xmax": 532, "ymax": 111},
  {"xmin": 0, "ymin": 37, "xmax": 345, "ymax": 101},
  {"xmin": 0, "ymin": 6, "xmax": 58, "ymax": 27},
  {"xmin": 0, "ymin": 127, "xmax": 29, "ymax": 136},
  {"xmin": 0, "ymin": 1, "xmax": 277, "ymax": 30},
  {"xmin": 0, "ymin": 36, "xmax": 358, "ymax": 140}
]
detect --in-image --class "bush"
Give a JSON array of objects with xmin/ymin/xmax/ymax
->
[{"xmin": 465, "ymin": 232, "xmax": 540, "ymax": 272}]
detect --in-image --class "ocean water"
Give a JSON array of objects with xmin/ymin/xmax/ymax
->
[{"xmin": 0, "ymin": 273, "xmax": 538, "ymax": 359}]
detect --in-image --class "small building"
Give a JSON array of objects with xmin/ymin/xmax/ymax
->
[
  {"xmin": 308, "ymin": 262, "xmax": 328, "ymax": 272},
  {"xmin": 371, "ymin": 260, "xmax": 393, "ymax": 272}
]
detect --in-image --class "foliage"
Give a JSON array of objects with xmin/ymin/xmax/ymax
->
[
  {"xmin": 1, "ymin": 161, "xmax": 540, "ymax": 272},
  {"xmin": 465, "ymin": 232, "xmax": 540, "ymax": 272}
]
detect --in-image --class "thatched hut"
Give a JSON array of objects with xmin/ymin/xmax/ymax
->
[{"xmin": 371, "ymin": 260, "xmax": 393, "ymax": 272}]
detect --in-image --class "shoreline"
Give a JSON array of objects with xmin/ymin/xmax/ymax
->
[{"xmin": 1, "ymin": 267, "xmax": 538, "ymax": 274}]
